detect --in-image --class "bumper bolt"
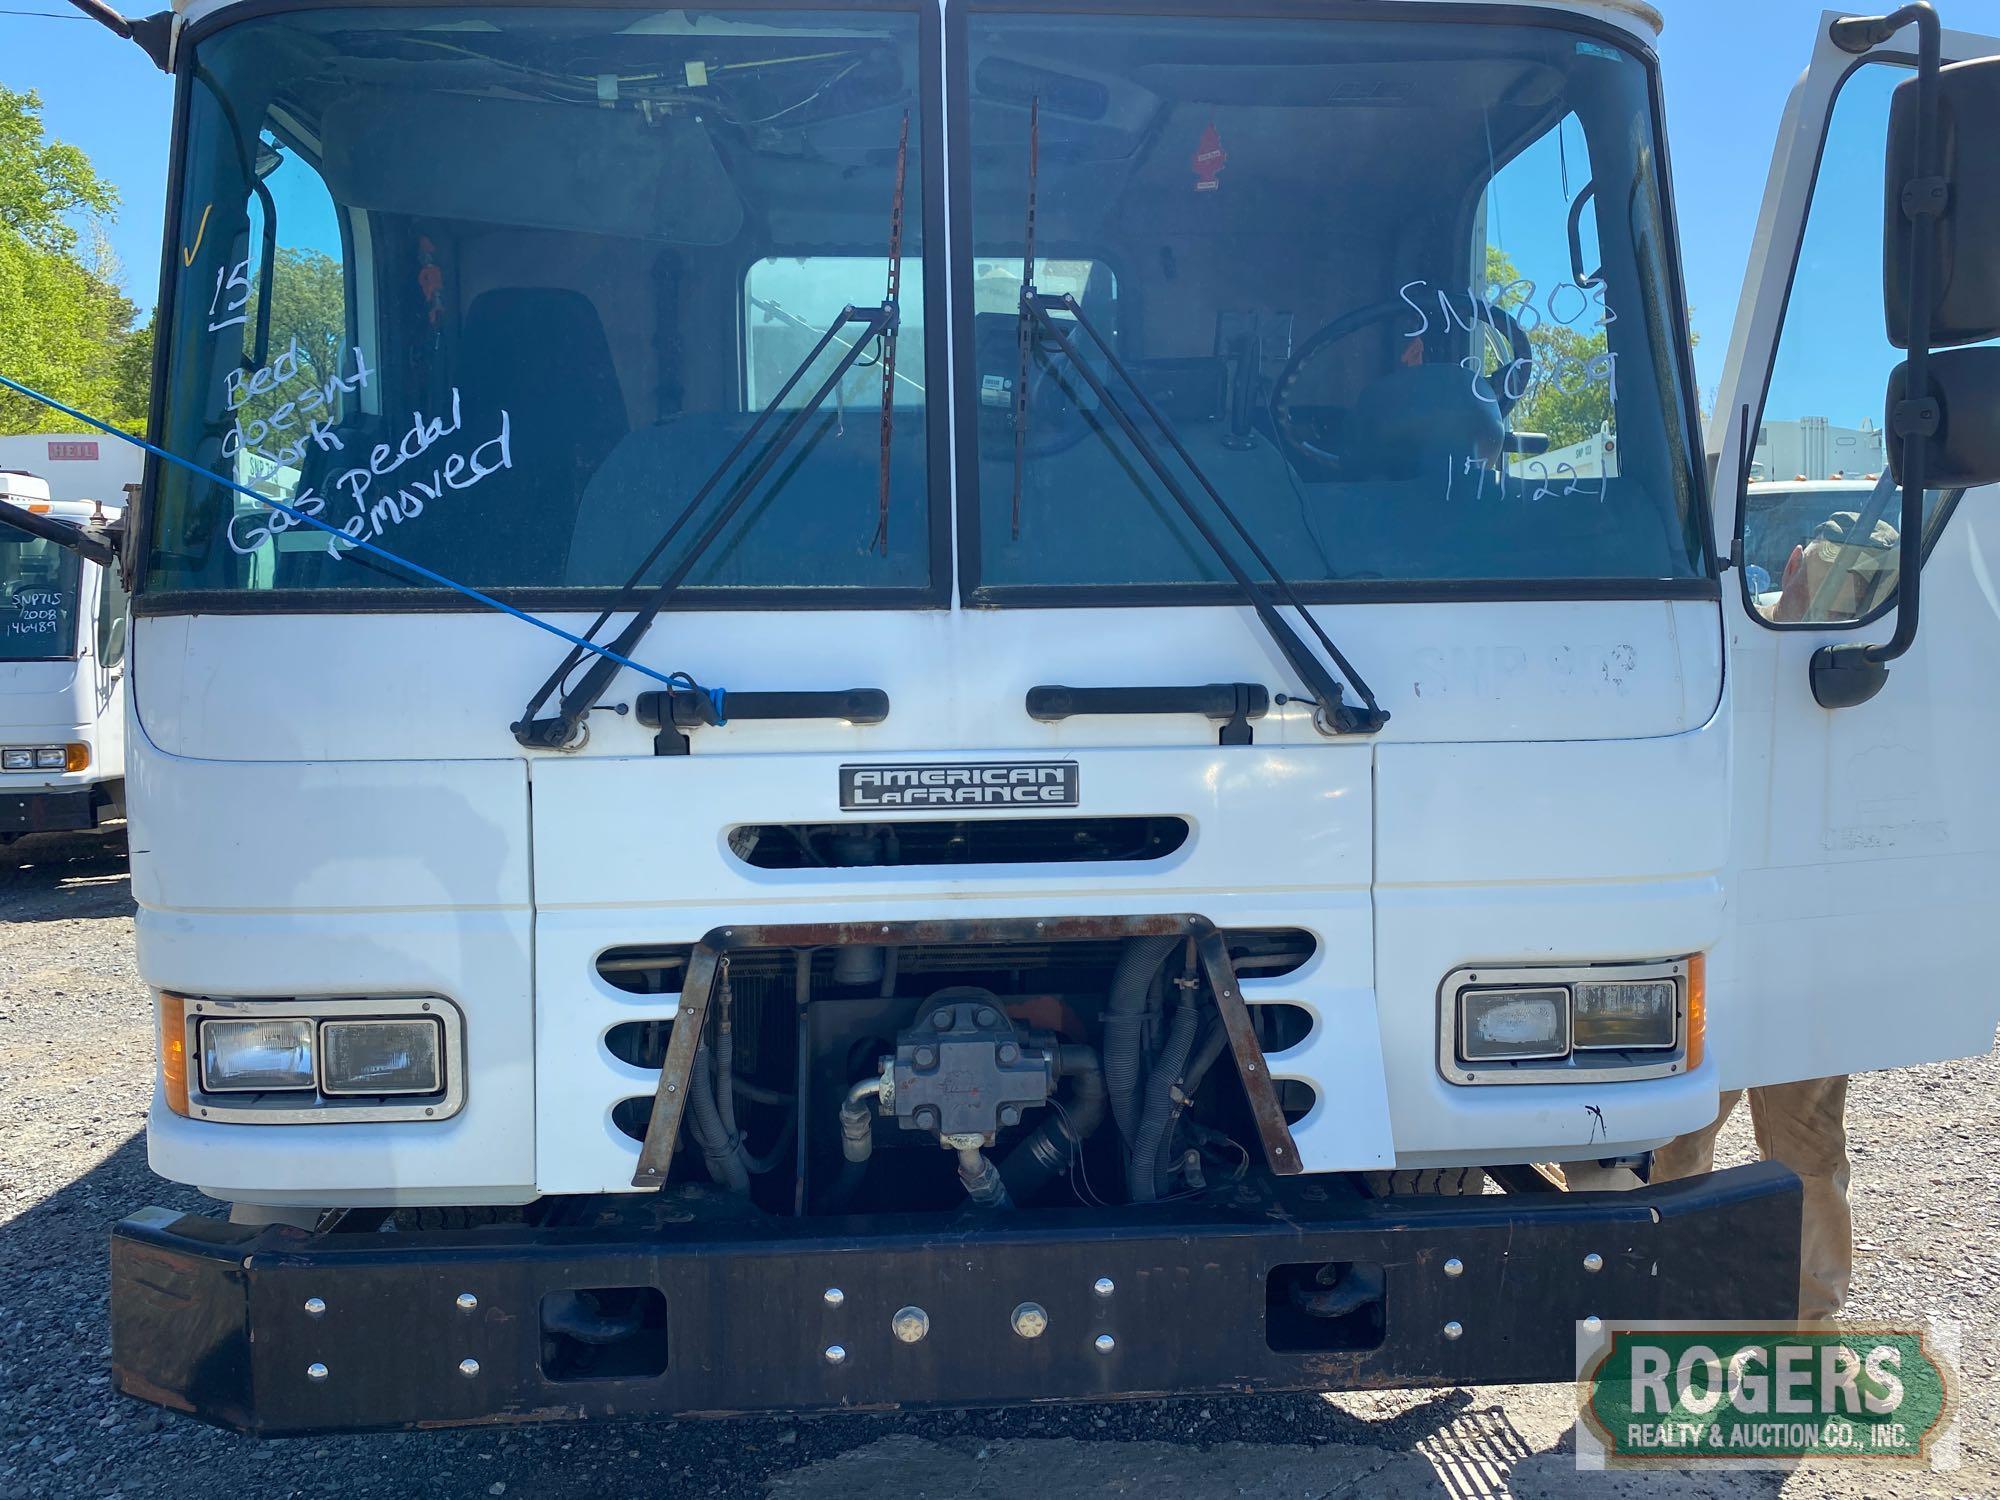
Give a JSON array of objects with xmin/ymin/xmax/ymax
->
[
  {"xmin": 1011, "ymin": 1302, "xmax": 1049, "ymax": 1339},
  {"xmin": 1443, "ymin": 1321, "xmax": 1464, "ymax": 1341},
  {"xmin": 306, "ymin": 1362, "xmax": 328, "ymax": 1382},
  {"xmin": 1443, "ymin": 1258, "xmax": 1464, "ymax": 1278},
  {"xmin": 458, "ymin": 1358, "xmax": 481, "ymax": 1377},
  {"xmin": 1583, "ymin": 1253, "xmax": 1604, "ymax": 1274},
  {"xmin": 456, "ymin": 1292, "xmax": 478, "ymax": 1311},
  {"xmin": 1094, "ymin": 1334, "xmax": 1117, "ymax": 1354},
  {"xmin": 892, "ymin": 1306, "xmax": 930, "ymax": 1343},
  {"xmin": 303, "ymin": 1296, "xmax": 327, "ymax": 1317},
  {"xmin": 1583, "ymin": 1315, "xmax": 1603, "ymax": 1334},
  {"xmin": 824, "ymin": 1344, "xmax": 847, "ymax": 1366},
  {"xmin": 823, "ymin": 1287, "xmax": 845, "ymax": 1308},
  {"xmin": 1092, "ymin": 1277, "xmax": 1115, "ymax": 1298}
]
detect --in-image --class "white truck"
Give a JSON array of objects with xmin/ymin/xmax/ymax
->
[
  {"xmin": 0, "ymin": 472, "xmax": 126, "ymax": 842},
  {"xmin": 16, "ymin": 0, "xmax": 2000, "ymax": 1435}
]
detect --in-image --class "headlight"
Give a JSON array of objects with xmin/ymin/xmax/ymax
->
[
  {"xmin": 1459, "ymin": 987, "xmax": 1569, "ymax": 1061},
  {"xmin": 199, "ymin": 1018, "xmax": 316, "ymax": 1092},
  {"xmin": 0, "ymin": 744, "xmax": 86, "ymax": 771},
  {"xmin": 1572, "ymin": 980, "xmax": 1677, "ymax": 1051},
  {"xmin": 1440, "ymin": 959, "xmax": 1695, "ymax": 1086},
  {"xmin": 178, "ymin": 996, "xmax": 465, "ymax": 1123},
  {"xmin": 320, "ymin": 1018, "xmax": 443, "ymax": 1096}
]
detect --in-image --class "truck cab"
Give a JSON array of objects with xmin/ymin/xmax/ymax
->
[
  {"xmin": 36, "ymin": 0, "xmax": 2000, "ymax": 1434},
  {"xmin": 0, "ymin": 473, "xmax": 126, "ymax": 843}
]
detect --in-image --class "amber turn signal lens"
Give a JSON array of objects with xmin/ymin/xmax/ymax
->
[
  {"xmin": 1684, "ymin": 954, "xmax": 1706, "ymax": 1073},
  {"xmin": 64, "ymin": 743, "xmax": 90, "ymax": 773},
  {"xmin": 158, "ymin": 993, "xmax": 189, "ymax": 1116}
]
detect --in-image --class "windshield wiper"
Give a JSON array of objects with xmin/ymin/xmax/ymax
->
[
  {"xmin": 1008, "ymin": 110, "xmax": 1383, "ymax": 736},
  {"xmin": 513, "ymin": 111, "xmax": 911, "ymax": 751}
]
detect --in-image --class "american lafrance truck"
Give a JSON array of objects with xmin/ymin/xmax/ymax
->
[{"xmin": 13, "ymin": 0, "xmax": 2000, "ymax": 1433}]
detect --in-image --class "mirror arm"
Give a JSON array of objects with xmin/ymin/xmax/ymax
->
[
  {"xmin": 0, "ymin": 500, "xmax": 120, "ymax": 568},
  {"xmin": 61, "ymin": 0, "xmax": 172, "ymax": 69},
  {"xmin": 1811, "ymin": 3, "xmax": 1941, "ymax": 710}
]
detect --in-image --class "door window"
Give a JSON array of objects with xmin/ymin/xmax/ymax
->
[{"xmin": 1741, "ymin": 62, "xmax": 1987, "ymax": 627}]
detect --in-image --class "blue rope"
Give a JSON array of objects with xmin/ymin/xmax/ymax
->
[{"xmin": 0, "ymin": 372, "xmax": 686, "ymax": 693}]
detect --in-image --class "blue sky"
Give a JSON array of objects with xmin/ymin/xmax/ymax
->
[{"xmin": 2, "ymin": 0, "xmax": 1992, "ymax": 413}]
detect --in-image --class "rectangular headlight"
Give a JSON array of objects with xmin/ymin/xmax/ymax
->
[
  {"xmin": 33, "ymin": 747, "xmax": 65, "ymax": 769},
  {"xmin": 1572, "ymin": 980, "xmax": 1677, "ymax": 1050},
  {"xmin": 199, "ymin": 1017, "xmax": 315, "ymax": 1092},
  {"xmin": 1, "ymin": 749, "xmax": 31, "ymax": 771},
  {"xmin": 1459, "ymin": 987, "xmax": 1569, "ymax": 1062},
  {"xmin": 319, "ymin": 1018, "xmax": 443, "ymax": 1096}
]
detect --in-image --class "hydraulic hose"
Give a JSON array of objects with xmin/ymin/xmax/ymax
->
[
  {"xmin": 1102, "ymin": 935, "xmax": 1178, "ymax": 1150},
  {"xmin": 821, "ymin": 1075, "xmax": 884, "ymax": 1214},
  {"xmin": 1000, "ymin": 1044, "xmax": 1106, "ymax": 1203},
  {"xmin": 687, "ymin": 1043, "xmax": 750, "ymax": 1194},
  {"xmin": 956, "ymin": 1144, "xmax": 1012, "ymax": 1209},
  {"xmin": 1130, "ymin": 991, "xmax": 1198, "ymax": 1202}
]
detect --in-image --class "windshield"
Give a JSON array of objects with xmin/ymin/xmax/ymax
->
[
  {"xmin": 0, "ymin": 524, "xmax": 82, "ymax": 660},
  {"xmin": 148, "ymin": 6, "xmax": 937, "ymax": 604},
  {"xmin": 962, "ymin": 12, "xmax": 1708, "ymax": 596}
]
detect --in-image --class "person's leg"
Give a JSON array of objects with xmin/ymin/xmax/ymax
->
[
  {"xmin": 1746, "ymin": 1076, "xmax": 1852, "ymax": 1321},
  {"xmin": 1649, "ymin": 1089, "xmax": 1743, "ymax": 1182}
]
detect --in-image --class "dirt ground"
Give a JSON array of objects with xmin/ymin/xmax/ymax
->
[{"xmin": 2, "ymin": 827, "xmax": 1993, "ymax": 1498}]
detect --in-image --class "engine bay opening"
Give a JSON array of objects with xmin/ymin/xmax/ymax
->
[{"xmin": 605, "ymin": 926, "xmax": 1319, "ymax": 1218}]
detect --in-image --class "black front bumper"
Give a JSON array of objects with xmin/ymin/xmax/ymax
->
[
  {"xmin": 0, "ymin": 785, "xmax": 98, "ymax": 834},
  {"xmin": 111, "ymin": 1163, "xmax": 1800, "ymax": 1435}
]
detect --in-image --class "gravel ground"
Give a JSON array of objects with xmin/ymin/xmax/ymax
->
[{"xmin": 2, "ymin": 826, "xmax": 1994, "ymax": 1498}]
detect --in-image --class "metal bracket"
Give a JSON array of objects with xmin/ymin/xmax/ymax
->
[
  {"xmin": 1892, "ymin": 396, "xmax": 1941, "ymax": 439},
  {"xmin": 628, "ymin": 913, "xmax": 1303, "ymax": 1187},
  {"xmin": 1900, "ymin": 174, "xmax": 1949, "ymax": 219}
]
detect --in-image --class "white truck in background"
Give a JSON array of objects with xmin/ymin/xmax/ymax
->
[{"xmin": 0, "ymin": 471, "xmax": 128, "ymax": 843}]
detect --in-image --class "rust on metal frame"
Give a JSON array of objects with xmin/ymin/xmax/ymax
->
[
  {"xmin": 630, "ymin": 946, "xmax": 720, "ymax": 1188},
  {"xmin": 629, "ymin": 913, "xmax": 1302, "ymax": 1186}
]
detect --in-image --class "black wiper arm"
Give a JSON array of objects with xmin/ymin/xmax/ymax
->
[
  {"xmin": 1022, "ymin": 291, "xmax": 1387, "ymax": 735},
  {"xmin": 514, "ymin": 112, "xmax": 911, "ymax": 752},
  {"xmin": 512, "ymin": 303, "xmax": 892, "ymax": 749}
]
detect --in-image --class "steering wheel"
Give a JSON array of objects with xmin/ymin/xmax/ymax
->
[{"xmin": 1270, "ymin": 296, "xmax": 1535, "ymax": 475}]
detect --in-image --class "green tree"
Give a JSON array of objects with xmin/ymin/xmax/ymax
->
[
  {"xmin": 1484, "ymin": 245, "xmax": 1612, "ymax": 450},
  {"xmin": 0, "ymin": 87, "xmax": 153, "ymax": 436}
]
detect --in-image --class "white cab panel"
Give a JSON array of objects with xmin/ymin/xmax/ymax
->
[
  {"xmin": 127, "ymin": 721, "xmax": 536, "ymax": 1202},
  {"xmin": 528, "ymin": 745, "xmax": 1389, "ymax": 1189}
]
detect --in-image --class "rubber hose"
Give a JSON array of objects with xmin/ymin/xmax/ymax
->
[
  {"xmin": 1102, "ymin": 935, "xmax": 1179, "ymax": 1150},
  {"xmin": 1183, "ymin": 1016, "xmax": 1231, "ymax": 1097},
  {"xmin": 1130, "ymin": 995, "xmax": 1198, "ymax": 1202},
  {"xmin": 687, "ymin": 1044, "xmax": 750, "ymax": 1194},
  {"xmin": 1000, "ymin": 1045, "xmax": 1106, "ymax": 1203}
]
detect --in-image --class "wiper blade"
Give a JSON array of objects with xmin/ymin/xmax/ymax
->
[
  {"xmin": 511, "ymin": 304, "xmax": 892, "ymax": 749},
  {"xmin": 514, "ymin": 112, "xmax": 911, "ymax": 751},
  {"xmin": 1021, "ymin": 290, "xmax": 1388, "ymax": 735}
]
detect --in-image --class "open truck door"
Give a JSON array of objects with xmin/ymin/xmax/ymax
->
[{"xmin": 1711, "ymin": 8, "xmax": 2000, "ymax": 1089}]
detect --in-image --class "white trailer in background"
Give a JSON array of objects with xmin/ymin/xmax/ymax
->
[{"xmin": 1752, "ymin": 415, "xmax": 1889, "ymax": 481}]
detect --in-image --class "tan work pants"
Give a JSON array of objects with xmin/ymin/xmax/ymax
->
[{"xmin": 1651, "ymin": 1076, "xmax": 1851, "ymax": 1321}]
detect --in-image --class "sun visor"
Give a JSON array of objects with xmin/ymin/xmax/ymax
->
[{"xmin": 317, "ymin": 92, "xmax": 744, "ymax": 246}]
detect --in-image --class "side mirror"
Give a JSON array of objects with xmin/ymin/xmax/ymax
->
[
  {"xmin": 1887, "ymin": 346, "xmax": 2000, "ymax": 489},
  {"xmin": 1813, "ymin": 12, "xmax": 2000, "ymax": 711},
  {"xmin": 1884, "ymin": 55, "xmax": 2000, "ymax": 349}
]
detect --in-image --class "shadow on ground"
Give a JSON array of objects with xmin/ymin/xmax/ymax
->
[{"xmin": 0, "ymin": 825, "xmax": 132, "ymax": 921}]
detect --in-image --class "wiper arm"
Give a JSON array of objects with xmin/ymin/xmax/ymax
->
[
  {"xmin": 511, "ymin": 303, "xmax": 892, "ymax": 749},
  {"xmin": 1021, "ymin": 290, "xmax": 1388, "ymax": 735},
  {"xmin": 514, "ymin": 111, "xmax": 911, "ymax": 751}
]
